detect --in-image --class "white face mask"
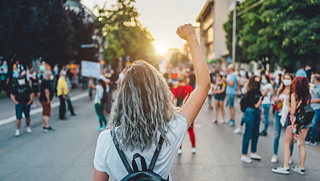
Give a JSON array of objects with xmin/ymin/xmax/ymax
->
[
  {"xmin": 283, "ymin": 79, "xmax": 292, "ymax": 86},
  {"xmin": 60, "ymin": 76, "xmax": 65, "ymax": 79},
  {"xmin": 18, "ymin": 79, "xmax": 25, "ymax": 85},
  {"xmin": 33, "ymin": 73, "xmax": 37, "ymax": 76}
]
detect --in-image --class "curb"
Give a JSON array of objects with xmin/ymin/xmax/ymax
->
[{"xmin": 0, "ymin": 93, "xmax": 88, "ymax": 127}]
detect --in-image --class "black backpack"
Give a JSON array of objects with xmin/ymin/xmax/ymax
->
[
  {"xmin": 111, "ymin": 131, "xmax": 169, "ymax": 181},
  {"xmin": 295, "ymin": 100, "xmax": 314, "ymax": 133},
  {"xmin": 175, "ymin": 86, "xmax": 185, "ymax": 107},
  {"xmin": 101, "ymin": 87, "xmax": 108, "ymax": 103},
  {"xmin": 240, "ymin": 93, "xmax": 248, "ymax": 112}
]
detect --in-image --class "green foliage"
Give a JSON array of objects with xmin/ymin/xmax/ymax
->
[
  {"xmin": 95, "ymin": 0, "xmax": 158, "ymax": 67},
  {"xmin": 169, "ymin": 52, "xmax": 187, "ymax": 67},
  {"xmin": 223, "ymin": 0, "xmax": 320, "ymax": 68}
]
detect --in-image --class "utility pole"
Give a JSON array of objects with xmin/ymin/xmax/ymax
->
[{"xmin": 232, "ymin": 0, "xmax": 237, "ymax": 65}]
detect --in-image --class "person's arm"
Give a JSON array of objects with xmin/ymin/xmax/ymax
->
[
  {"xmin": 89, "ymin": 76, "xmax": 97, "ymax": 90},
  {"xmin": 28, "ymin": 93, "xmax": 35, "ymax": 105},
  {"xmin": 223, "ymin": 77, "xmax": 234, "ymax": 87},
  {"xmin": 217, "ymin": 84, "xmax": 226, "ymax": 94},
  {"xmin": 45, "ymin": 89, "xmax": 50, "ymax": 103},
  {"xmin": 93, "ymin": 169, "xmax": 109, "ymax": 181},
  {"xmin": 261, "ymin": 88, "xmax": 270, "ymax": 97},
  {"xmin": 6, "ymin": 77, "xmax": 9, "ymax": 84},
  {"xmin": 10, "ymin": 94, "xmax": 19, "ymax": 105},
  {"xmin": 311, "ymin": 99, "xmax": 320, "ymax": 104},
  {"xmin": 286, "ymin": 93, "xmax": 297, "ymax": 115},
  {"xmin": 255, "ymin": 97, "xmax": 263, "ymax": 108},
  {"xmin": 176, "ymin": 24, "xmax": 211, "ymax": 125}
]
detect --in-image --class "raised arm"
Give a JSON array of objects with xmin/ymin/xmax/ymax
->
[
  {"xmin": 176, "ymin": 24, "xmax": 211, "ymax": 125},
  {"xmin": 89, "ymin": 76, "xmax": 97, "ymax": 90}
]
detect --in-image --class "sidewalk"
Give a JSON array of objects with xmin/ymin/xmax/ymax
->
[{"xmin": 0, "ymin": 87, "xmax": 89, "ymax": 125}]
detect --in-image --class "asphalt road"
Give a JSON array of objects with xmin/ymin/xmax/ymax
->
[{"xmin": 0, "ymin": 96, "xmax": 320, "ymax": 181}]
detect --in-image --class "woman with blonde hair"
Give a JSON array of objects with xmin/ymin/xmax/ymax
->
[
  {"xmin": 171, "ymin": 72, "xmax": 195, "ymax": 154},
  {"xmin": 93, "ymin": 24, "xmax": 210, "ymax": 181}
]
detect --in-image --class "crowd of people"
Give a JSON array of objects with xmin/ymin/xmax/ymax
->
[{"xmin": 161, "ymin": 61, "xmax": 319, "ymax": 175}]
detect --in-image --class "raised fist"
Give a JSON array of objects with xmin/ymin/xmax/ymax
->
[{"xmin": 176, "ymin": 23, "xmax": 197, "ymax": 42}]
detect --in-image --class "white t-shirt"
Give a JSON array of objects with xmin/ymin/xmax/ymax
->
[
  {"xmin": 274, "ymin": 70, "xmax": 284, "ymax": 84},
  {"xmin": 94, "ymin": 113, "xmax": 188, "ymax": 181},
  {"xmin": 94, "ymin": 85, "xmax": 104, "ymax": 104},
  {"xmin": 254, "ymin": 69, "xmax": 261, "ymax": 76},
  {"xmin": 208, "ymin": 83, "xmax": 214, "ymax": 95},
  {"xmin": 261, "ymin": 83, "xmax": 272, "ymax": 104},
  {"xmin": 118, "ymin": 72, "xmax": 125, "ymax": 84}
]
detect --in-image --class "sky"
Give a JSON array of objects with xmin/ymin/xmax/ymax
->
[{"xmin": 81, "ymin": 0, "xmax": 207, "ymax": 54}]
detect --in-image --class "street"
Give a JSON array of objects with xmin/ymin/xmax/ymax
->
[{"xmin": 1, "ymin": 95, "xmax": 320, "ymax": 181}]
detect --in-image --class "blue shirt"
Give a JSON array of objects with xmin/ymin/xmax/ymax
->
[
  {"xmin": 226, "ymin": 73, "xmax": 237, "ymax": 95},
  {"xmin": 295, "ymin": 69, "xmax": 307, "ymax": 77},
  {"xmin": 311, "ymin": 83, "xmax": 320, "ymax": 110}
]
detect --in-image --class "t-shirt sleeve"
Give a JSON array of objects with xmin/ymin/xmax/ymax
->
[
  {"xmin": 27, "ymin": 85, "xmax": 32, "ymax": 94},
  {"xmin": 11, "ymin": 86, "xmax": 17, "ymax": 95},
  {"xmin": 94, "ymin": 131, "xmax": 110, "ymax": 173}
]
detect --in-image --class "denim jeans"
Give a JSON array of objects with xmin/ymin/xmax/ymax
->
[
  {"xmin": 242, "ymin": 107, "xmax": 260, "ymax": 155},
  {"xmin": 261, "ymin": 104, "xmax": 271, "ymax": 132},
  {"xmin": 273, "ymin": 111, "xmax": 293, "ymax": 155},
  {"xmin": 95, "ymin": 103, "xmax": 107, "ymax": 127},
  {"xmin": 59, "ymin": 95, "xmax": 66, "ymax": 119},
  {"xmin": 306, "ymin": 109, "xmax": 320, "ymax": 142}
]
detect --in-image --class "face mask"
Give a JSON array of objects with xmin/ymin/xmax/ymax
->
[
  {"xmin": 261, "ymin": 79, "xmax": 267, "ymax": 84},
  {"xmin": 168, "ymin": 79, "xmax": 172, "ymax": 83},
  {"xmin": 33, "ymin": 73, "xmax": 37, "ymax": 76},
  {"xmin": 311, "ymin": 79, "xmax": 314, "ymax": 84},
  {"xmin": 283, "ymin": 79, "xmax": 292, "ymax": 86},
  {"xmin": 60, "ymin": 76, "xmax": 65, "ymax": 79},
  {"xmin": 18, "ymin": 79, "xmax": 25, "ymax": 85},
  {"xmin": 255, "ymin": 82, "xmax": 260, "ymax": 89}
]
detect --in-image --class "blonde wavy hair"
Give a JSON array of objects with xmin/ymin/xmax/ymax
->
[
  {"xmin": 175, "ymin": 73, "xmax": 188, "ymax": 88},
  {"xmin": 109, "ymin": 61, "xmax": 180, "ymax": 151}
]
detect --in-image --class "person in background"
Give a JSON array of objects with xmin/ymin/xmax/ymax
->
[
  {"xmin": 260, "ymin": 74, "xmax": 273, "ymax": 136},
  {"xmin": 172, "ymin": 73, "xmax": 196, "ymax": 154},
  {"xmin": 272, "ymin": 77, "xmax": 311, "ymax": 175},
  {"xmin": 11, "ymin": 76, "xmax": 34, "ymax": 137},
  {"xmin": 163, "ymin": 72, "xmax": 173, "ymax": 90},
  {"xmin": 0, "ymin": 68, "xmax": 9, "ymax": 99},
  {"xmin": 295, "ymin": 65, "xmax": 307, "ymax": 78},
  {"xmin": 241, "ymin": 75, "xmax": 263, "ymax": 163},
  {"xmin": 222, "ymin": 64, "xmax": 238, "ymax": 127},
  {"xmin": 117, "ymin": 68, "xmax": 127, "ymax": 85},
  {"xmin": 89, "ymin": 76, "xmax": 108, "ymax": 131},
  {"xmin": 254, "ymin": 66, "xmax": 261, "ymax": 76},
  {"xmin": 305, "ymin": 65, "xmax": 312, "ymax": 82},
  {"xmin": 93, "ymin": 24, "xmax": 210, "ymax": 180},
  {"xmin": 29, "ymin": 70, "xmax": 40, "ymax": 108},
  {"xmin": 282, "ymin": 68, "xmax": 287, "ymax": 74},
  {"xmin": 39, "ymin": 71, "xmax": 54, "ymax": 132},
  {"xmin": 274, "ymin": 67, "xmax": 284, "ymax": 89},
  {"xmin": 271, "ymin": 74, "xmax": 294, "ymax": 163},
  {"xmin": 57, "ymin": 70, "xmax": 76, "ymax": 120},
  {"xmin": 306, "ymin": 74, "xmax": 320, "ymax": 146},
  {"xmin": 207, "ymin": 71, "xmax": 214, "ymax": 110},
  {"xmin": 210, "ymin": 66, "xmax": 216, "ymax": 85},
  {"xmin": 213, "ymin": 72, "xmax": 226, "ymax": 124},
  {"xmin": 239, "ymin": 71, "xmax": 249, "ymax": 98},
  {"xmin": 188, "ymin": 66, "xmax": 196, "ymax": 89}
]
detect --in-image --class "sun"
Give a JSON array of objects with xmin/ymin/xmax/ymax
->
[{"xmin": 156, "ymin": 46, "xmax": 167, "ymax": 55}]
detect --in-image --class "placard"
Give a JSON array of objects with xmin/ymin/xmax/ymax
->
[{"xmin": 81, "ymin": 60, "xmax": 101, "ymax": 78}]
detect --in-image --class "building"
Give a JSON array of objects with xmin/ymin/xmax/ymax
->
[{"xmin": 196, "ymin": 0, "xmax": 244, "ymax": 70}]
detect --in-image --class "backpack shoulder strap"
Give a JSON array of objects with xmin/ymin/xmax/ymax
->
[
  {"xmin": 175, "ymin": 86, "xmax": 186, "ymax": 97},
  {"xmin": 110, "ymin": 130, "xmax": 133, "ymax": 173},
  {"xmin": 148, "ymin": 135, "xmax": 164, "ymax": 171}
]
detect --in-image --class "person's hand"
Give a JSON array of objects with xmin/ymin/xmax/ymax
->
[
  {"xmin": 176, "ymin": 23, "xmax": 197, "ymax": 42},
  {"xmin": 279, "ymin": 98, "xmax": 284, "ymax": 102},
  {"xmin": 27, "ymin": 101, "xmax": 32, "ymax": 105},
  {"xmin": 63, "ymin": 95, "xmax": 66, "ymax": 99},
  {"xmin": 47, "ymin": 100, "xmax": 51, "ymax": 104},
  {"xmin": 222, "ymin": 77, "xmax": 227, "ymax": 82},
  {"xmin": 14, "ymin": 101, "xmax": 19, "ymax": 105}
]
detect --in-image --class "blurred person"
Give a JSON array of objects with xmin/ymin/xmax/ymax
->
[
  {"xmin": 271, "ymin": 74, "xmax": 294, "ymax": 163},
  {"xmin": 89, "ymin": 76, "xmax": 108, "ymax": 131},
  {"xmin": 272, "ymin": 77, "xmax": 311, "ymax": 175},
  {"xmin": 0, "ymin": 68, "xmax": 9, "ymax": 99},
  {"xmin": 305, "ymin": 65, "xmax": 312, "ymax": 82},
  {"xmin": 163, "ymin": 72, "xmax": 173, "ymax": 90},
  {"xmin": 209, "ymin": 66, "xmax": 216, "ymax": 84},
  {"xmin": 295, "ymin": 65, "xmax": 307, "ymax": 78},
  {"xmin": 57, "ymin": 70, "xmax": 76, "ymax": 120},
  {"xmin": 274, "ymin": 67, "xmax": 284, "ymax": 87},
  {"xmin": 241, "ymin": 76, "xmax": 263, "ymax": 163},
  {"xmin": 188, "ymin": 66, "xmax": 195, "ymax": 89},
  {"xmin": 213, "ymin": 72, "xmax": 226, "ymax": 124},
  {"xmin": 29, "ymin": 70, "xmax": 40, "ymax": 108},
  {"xmin": 254, "ymin": 66, "xmax": 261, "ymax": 76},
  {"xmin": 207, "ymin": 77, "xmax": 214, "ymax": 110},
  {"xmin": 282, "ymin": 68, "xmax": 287, "ymax": 74},
  {"xmin": 117, "ymin": 68, "xmax": 127, "ymax": 85},
  {"xmin": 99, "ymin": 69, "xmax": 111, "ymax": 115},
  {"xmin": 222, "ymin": 64, "xmax": 238, "ymax": 127},
  {"xmin": 260, "ymin": 74, "xmax": 273, "ymax": 136},
  {"xmin": 93, "ymin": 24, "xmax": 210, "ymax": 181},
  {"xmin": 239, "ymin": 71, "xmax": 249, "ymax": 97},
  {"xmin": 11, "ymin": 76, "xmax": 34, "ymax": 137},
  {"xmin": 171, "ymin": 73, "xmax": 196, "ymax": 154},
  {"xmin": 39, "ymin": 71, "xmax": 54, "ymax": 132},
  {"xmin": 305, "ymin": 74, "xmax": 320, "ymax": 146}
]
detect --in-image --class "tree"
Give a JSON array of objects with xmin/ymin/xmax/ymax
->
[
  {"xmin": 95, "ymin": 0, "xmax": 158, "ymax": 67},
  {"xmin": 169, "ymin": 52, "xmax": 187, "ymax": 67},
  {"xmin": 258, "ymin": 0, "xmax": 320, "ymax": 67}
]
